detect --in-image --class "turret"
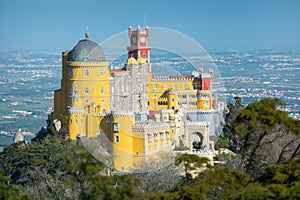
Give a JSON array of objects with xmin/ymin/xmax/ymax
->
[{"xmin": 127, "ymin": 25, "xmax": 151, "ymax": 73}]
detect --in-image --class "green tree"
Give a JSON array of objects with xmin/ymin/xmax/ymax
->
[
  {"xmin": 231, "ymin": 98, "xmax": 300, "ymax": 178},
  {"xmin": 175, "ymin": 154, "xmax": 211, "ymax": 183}
]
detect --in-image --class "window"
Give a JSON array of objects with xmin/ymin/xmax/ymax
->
[
  {"xmin": 114, "ymin": 135, "xmax": 119, "ymax": 143},
  {"xmin": 148, "ymin": 134, "xmax": 153, "ymax": 142},
  {"xmin": 113, "ymin": 122, "xmax": 119, "ymax": 132},
  {"xmin": 154, "ymin": 94, "xmax": 157, "ymax": 98},
  {"xmin": 166, "ymin": 131, "xmax": 170, "ymax": 140},
  {"xmin": 84, "ymin": 87, "xmax": 89, "ymax": 94},
  {"xmin": 85, "ymin": 98, "xmax": 88, "ymax": 103},
  {"xmin": 154, "ymin": 133, "xmax": 158, "ymax": 142},
  {"xmin": 101, "ymin": 86, "xmax": 104, "ymax": 94},
  {"xmin": 183, "ymin": 84, "xmax": 186, "ymax": 89},
  {"xmin": 84, "ymin": 69, "xmax": 89, "ymax": 77},
  {"xmin": 154, "ymin": 84, "xmax": 157, "ymax": 89},
  {"xmin": 70, "ymin": 69, "xmax": 73, "ymax": 77},
  {"xmin": 101, "ymin": 70, "xmax": 104, "ymax": 76},
  {"xmin": 106, "ymin": 131, "xmax": 110, "ymax": 139},
  {"xmin": 205, "ymin": 101, "xmax": 208, "ymax": 107},
  {"xmin": 164, "ymin": 84, "xmax": 167, "ymax": 89},
  {"xmin": 106, "ymin": 118, "xmax": 110, "ymax": 126},
  {"xmin": 160, "ymin": 132, "xmax": 165, "ymax": 141},
  {"xmin": 173, "ymin": 84, "xmax": 176, "ymax": 89},
  {"xmin": 69, "ymin": 86, "xmax": 73, "ymax": 94},
  {"xmin": 102, "ymin": 98, "xmax": 104, "ymax": 103}
]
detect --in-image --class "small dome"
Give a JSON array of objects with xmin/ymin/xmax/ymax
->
[
  {"xmin": 137, "ymin": 57, "xmax": 146, "ymax": 64},
  {"xmin": 127, "ymin": 57, "xmax": 138, "ymax": 65},
  {"xmin": 68, "ymin": 35, "xmax": 105, "ymax": 62},
  {"xmin": 169, "ymin": 113, "xmax": 175, "ymax": 120}
]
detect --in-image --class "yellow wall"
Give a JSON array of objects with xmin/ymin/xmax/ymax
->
[
  {"xmin": 111, "ymin": 114, "xmax": 135, "ymax": 170},
  {"xmin": 147, "ymin": 78, "xmax": 205, "ymax": 111}
]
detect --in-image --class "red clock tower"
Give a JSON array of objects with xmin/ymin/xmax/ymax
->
[{"xmin": 127, "ymin": 25, "xmax": 151, "ymax": 72}]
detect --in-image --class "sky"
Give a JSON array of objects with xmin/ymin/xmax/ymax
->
[{"xmin": 1, "ymin": 0, "xmax": 300, "ymax": 51}]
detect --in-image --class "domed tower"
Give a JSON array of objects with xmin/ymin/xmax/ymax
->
[{"xmin": 53, "ymin": 32, "xmax": 110, "ymax": 139}]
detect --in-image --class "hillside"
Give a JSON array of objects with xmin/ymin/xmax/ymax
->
[{"xmin": 0, "ymin": 98, "xmax": 299, "ymax": 199}]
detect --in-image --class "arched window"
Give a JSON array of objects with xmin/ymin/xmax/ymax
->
[
  {"xmin": 106, "ymin": 131, "xmax": 110, "ymax": 139},
  {"xmin": 70, "ymin": 69, "xmax": 73, "ymax": 77},
  {"xmin": 69, "ymin": 86, "xmax": 73, "ymax": 94},
  {"xmin": 106, "ymin": 118, "xmax": 110, "ymax": 126},
  {"xmin": 115, "ymin": 135, "xmax": 119, "ymax": 143},
  {"xmin": 101, "ymin": 86, "xmax": 104, "ymax": 94}
]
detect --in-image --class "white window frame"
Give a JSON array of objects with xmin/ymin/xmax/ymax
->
[
  {"xmin": 84, "ymin": 87, "xmax": 89, "ymax": 94},
  {"xmin": 113, "ymin": 122, "xmax": 119, "ymax": 132},
  {"xmin": 154, "ymin": 133, "xmax": 158, "ymax": 142},
  {"xmin": 84, "ymin": 69, "xmax": 89, "ymax": 77}
]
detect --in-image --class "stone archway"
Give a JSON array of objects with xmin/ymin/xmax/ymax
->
[{"xmin": 190, "ymin": 132, "xmax": 203, "ymax": 151}]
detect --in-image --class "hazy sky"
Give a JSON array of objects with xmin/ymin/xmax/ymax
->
[{"xmin": 1, "ymin": 0, "xmax": 300, "ymax": 51}]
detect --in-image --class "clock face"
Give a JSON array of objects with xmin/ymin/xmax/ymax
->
[{"xmin": 140, "ymin": 37, "xmax": 145, "ymax": 42}]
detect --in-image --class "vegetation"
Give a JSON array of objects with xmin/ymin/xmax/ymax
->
[
  {"xmin": 0, "ymin": 98, "xmax": 299, "ymax": 199},
  {"xmin": 216, "ymin": 98, "xmax": 300, "ymax": 178}
]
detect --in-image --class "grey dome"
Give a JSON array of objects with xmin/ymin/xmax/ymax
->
[{"xmin": 68, "ymin": 39, "xmax": 105, "ymax": 62}]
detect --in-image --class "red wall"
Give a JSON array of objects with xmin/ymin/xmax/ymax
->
[{"xmin": 202, "ymin": 78, "xmax": 211, "ymax": 90}]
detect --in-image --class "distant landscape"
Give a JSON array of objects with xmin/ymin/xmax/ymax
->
[{"xmin": 0, "ymin": 49, "xmax": 299, "ymax": 147}]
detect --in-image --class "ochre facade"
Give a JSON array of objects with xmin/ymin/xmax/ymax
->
[{"xmin": 52, "ymin": 26, "xmax": 217, "ymax": 171}]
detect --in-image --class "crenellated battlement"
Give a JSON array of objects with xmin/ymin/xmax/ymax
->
[
  {"xmin": 132, "ymin": 121, "xmax": 170, "ymax": 132},
  {"xmin": 152, "ymin": 75, "xmax": 195, "ymax": 81}
]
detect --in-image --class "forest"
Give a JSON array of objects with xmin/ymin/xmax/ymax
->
[{"xmin": 0, "ymin": 98, "xmax": 299, "ymax": 199}]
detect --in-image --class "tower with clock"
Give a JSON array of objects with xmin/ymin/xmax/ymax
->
[{"xmin": 127, "ymin": 25, "xmax": 151, "ymax": 72}]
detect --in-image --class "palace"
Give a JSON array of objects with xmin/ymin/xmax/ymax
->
[{"xmin": 52, "ymin": 25, "xmax": 220, "ymax": 171}]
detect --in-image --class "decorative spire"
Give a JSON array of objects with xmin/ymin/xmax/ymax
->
[{"xmin": 85, "ymin": 32, "xmax": 90, "ymax": 40}]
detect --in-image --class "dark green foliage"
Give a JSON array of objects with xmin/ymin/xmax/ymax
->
[
  {"xmin": 63, "ymin": 140, "xmax": 142, "ymax": 200},
  {"xmin": 0, "ymin": 134, "xmax": 142, "ymax": 200},
  {"xmin": 175, "ymin": 154, "xmax": 211, "ymax": 182},
  {"xmin": 147, "ymin": 160, "xmax": 300, "ymax": 200},
  {"xmin": 227, "ymin": 98, "xmax": 300, "ymax": 178},
  {"xmin": 229, "ymin": 159, "xmax": 300, "ymax": 199},
  {"xmin": 1, "ymin": 98, "xmax": 299, "ymax": 199}
]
